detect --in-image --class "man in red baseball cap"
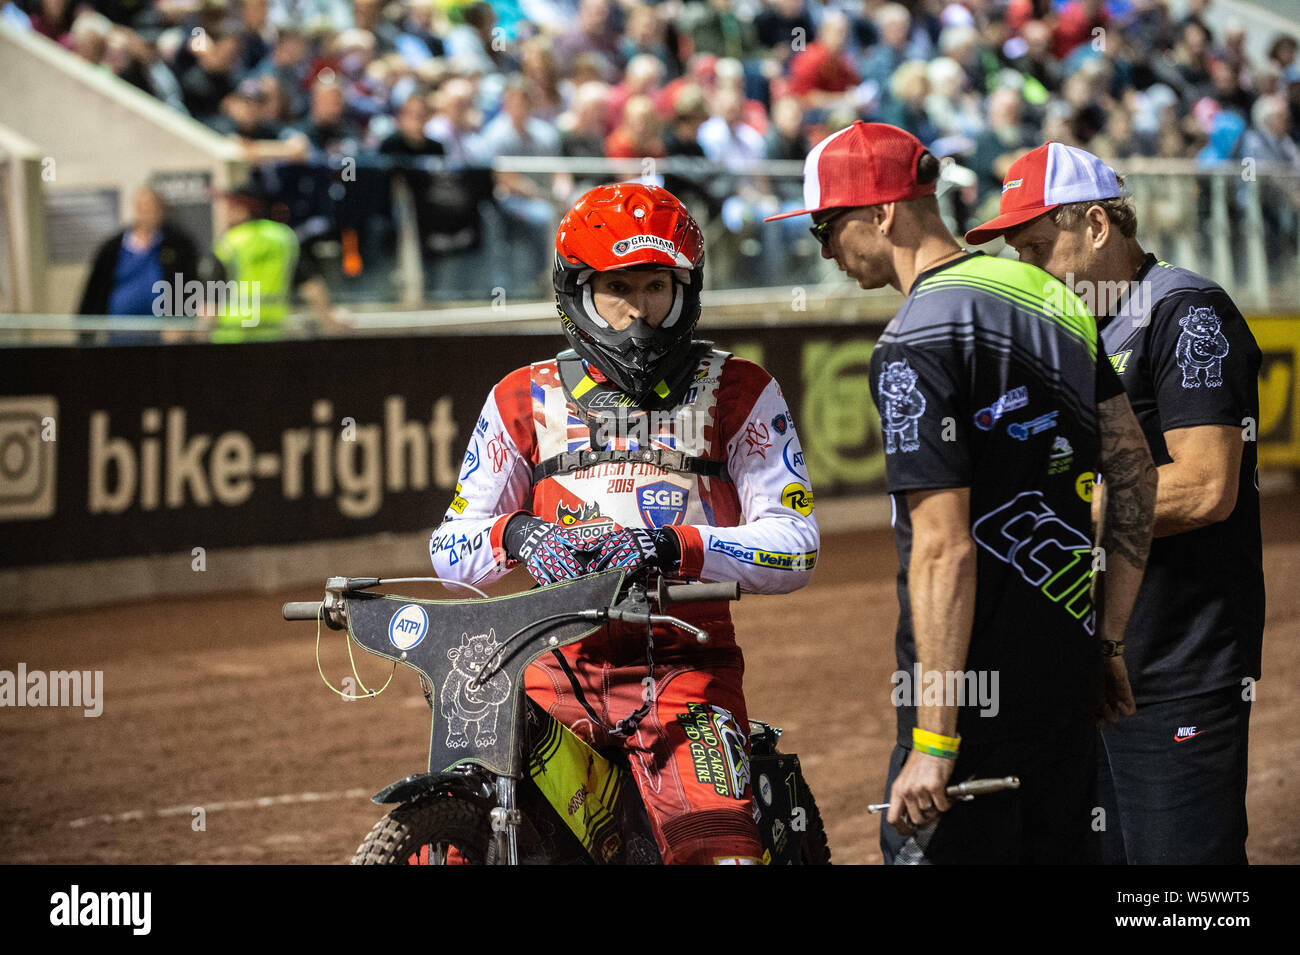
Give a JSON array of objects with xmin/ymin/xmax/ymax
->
[
  {"xmin": 963, "ymin": 140, "xmax": 1124, "ymax": 246},
  {"xmin": 764, "ymin": 121, "xmax": 959, "ymax": 293},
  {"xmin": 777, "ymin": 122, "xmax": 1154, "ymax": 864},
  {"xmin": 967, "ymin": 142, "xmax": 1264, "ymax": 866}
]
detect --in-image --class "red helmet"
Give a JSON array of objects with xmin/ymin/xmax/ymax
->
[{"xmin": 554, "ymin": 183, "xmax": 705, "ymax": 402}]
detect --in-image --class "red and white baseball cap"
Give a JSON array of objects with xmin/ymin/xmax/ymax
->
[
  {"xmin": 964, "ymin": 142, "xmax": 1122, "ymax": 244},
  {"xmin": 763, "ymin": 121, "xmax": 936, "ymax": 222}
]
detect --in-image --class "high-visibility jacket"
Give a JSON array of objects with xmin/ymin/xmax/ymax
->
[{"xmin": 211, "ymin": 219, "xmax": 299, "ymax": 342}]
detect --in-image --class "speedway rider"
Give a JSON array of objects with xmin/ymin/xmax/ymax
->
[{"xmin": 429, "ymin": 183, "xmax": 820, "ymax": 864}]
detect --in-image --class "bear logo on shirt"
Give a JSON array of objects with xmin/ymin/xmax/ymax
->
[
  {"xmin": 1175, "ymin": 306, "xmax": 1230, "ymax": 388},
  {"xmin": 878, "ymin": 359, "xmax": 926, "ymax": 454}
]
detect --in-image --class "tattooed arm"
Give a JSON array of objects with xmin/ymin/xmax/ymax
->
[
  {"xmin": 1151, "ymin": 426, "xmax": 1243, "ymax": 537},
  {"xmin": 1097, "ymin": 393, "xmax": 1158, "ymax": 576},
  {"xmin": 1094, "ymin": 392, "xmax": 1158, "ymax": 721}
]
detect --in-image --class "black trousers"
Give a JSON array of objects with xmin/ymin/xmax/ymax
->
[
  {"xmin": 880, "ymin": 725, "xmax": 1100, "ymax": 865},
  {"xmin": 1097, "ymin": 684, "xmax": 1251, "ymax": 865}
]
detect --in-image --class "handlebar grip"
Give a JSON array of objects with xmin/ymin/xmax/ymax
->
[
  {"xmin": 659, "ymin": 581, "xmax": 740, "ymax": 605},
  {"xmin": 283, "ymin": 602, "xmax": 323, "ymax": 621}
]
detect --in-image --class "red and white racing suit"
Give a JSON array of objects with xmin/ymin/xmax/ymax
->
[{"xmin": 430, "ymin": 347, "xmax": 819, "ymax": 864}]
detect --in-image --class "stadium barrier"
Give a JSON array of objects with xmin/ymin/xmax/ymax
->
[
  {"xmin": 2, "ymin": 145, "xmax": 1296, "ymax": 320},
  {"xmin": 0, "ymin": 325, "xmax": 880, "ymax": 568},
  {"xmin": 1252, "ymin": 316, "xmax": 1300, "ymax": 471},
  {"xmin": 195, "ymin": 157, "xmax": 1300, "ymax": 314},
  {"xmin": 1, "ymin": 313, "xmax": 1297, "ymax": 612}
]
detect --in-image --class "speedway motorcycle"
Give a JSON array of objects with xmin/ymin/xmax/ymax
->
[{"xmin": 283, "ymin": 570, "xmax": 832, "ymax": 864}]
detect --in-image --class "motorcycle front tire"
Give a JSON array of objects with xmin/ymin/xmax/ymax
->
[{"xmin": 351, "ymin": 793, "xmax": 491, "ymax": 865}]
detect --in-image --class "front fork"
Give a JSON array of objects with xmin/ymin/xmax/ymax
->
[{"xmin": 490, "ymin": 776, "xmax": 522, "ymax": 865}]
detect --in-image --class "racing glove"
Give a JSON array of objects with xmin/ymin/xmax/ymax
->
[
  {"xmin": 503, "ymin": 515, "xmax": 596, "ymax": 587},
  {"xmin": 590, "ymin": 528, "xmax": 682, "ymax": 580}
]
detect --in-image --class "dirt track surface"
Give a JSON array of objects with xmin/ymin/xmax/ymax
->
[{"xmin": 2, "ymin": 493, "xmax": 1298, "ymax": 865}]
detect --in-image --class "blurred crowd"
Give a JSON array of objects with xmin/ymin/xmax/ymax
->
[{"xmin": 8, "ymin": 0, "xmax": 1300, "ymax": 298}]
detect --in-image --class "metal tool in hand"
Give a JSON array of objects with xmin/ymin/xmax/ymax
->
[{"xmin": 867, "ymin": 776, "xmax": 1021, "ymax": 814}]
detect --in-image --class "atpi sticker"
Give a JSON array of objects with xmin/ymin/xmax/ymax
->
[{"xmin": 389, "ymin": 604, "xmax": 429, "ymax": 650}]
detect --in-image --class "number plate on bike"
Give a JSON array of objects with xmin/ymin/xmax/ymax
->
[{"xmin": 344, "ymin": 571, "xmax": 626, "ymax": 778}]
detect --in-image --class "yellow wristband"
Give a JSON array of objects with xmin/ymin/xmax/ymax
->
[
  {"xmin": 914, "ymin": 743, "xmax": 959, "ymax": 759},
  {"xmin": 913, "ymin": 727, "xmax": 961, "ymax": 758}
]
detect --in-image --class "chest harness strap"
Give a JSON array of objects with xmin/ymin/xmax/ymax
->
[{"xmin": 532, "ymin": 345, "xmax": 733, "ymax": 484}]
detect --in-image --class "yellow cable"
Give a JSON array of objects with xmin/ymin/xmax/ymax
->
[{"xmin": 315, "ymin": 604, "xmax": 395, "ymax": 699}]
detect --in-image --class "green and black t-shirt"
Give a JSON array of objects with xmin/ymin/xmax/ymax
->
[{"xmin": 868, "ymin": 252, "xmax": 1124, "ymax": 746}]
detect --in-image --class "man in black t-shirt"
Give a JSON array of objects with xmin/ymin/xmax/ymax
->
[
  {"xmin": 968, "ymin": 142, "xmax": 1264, "ymax": 865},
  {"xmin": 768, "ymin": 124, "xmax": 1157, "ymax": 864}
]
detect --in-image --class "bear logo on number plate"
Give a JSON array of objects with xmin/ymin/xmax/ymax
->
[{"xmin": 637, "ymin": 481, "xmax": 688, "ymax": 528}]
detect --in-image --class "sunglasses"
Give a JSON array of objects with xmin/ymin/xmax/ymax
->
[{"xmin": 809, "ymin": 208, "xmax": 852, "ymax": 249}]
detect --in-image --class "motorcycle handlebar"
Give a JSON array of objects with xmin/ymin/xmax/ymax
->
[
  {"xmin": 283, "ymin": 576, "xmax": 739, "ymax": 636},
  {"xmin": 657, "ymin": 580, "xmax": 740, "ymax": 605},
  {"xmin": 283, "ymin": 602, "xmax": 323, "ymax": 621}
]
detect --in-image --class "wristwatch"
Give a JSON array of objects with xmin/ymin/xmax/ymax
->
[{"xmin": 1100, "ymin": 640, "xmax": 1125, "ymax": 657}]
